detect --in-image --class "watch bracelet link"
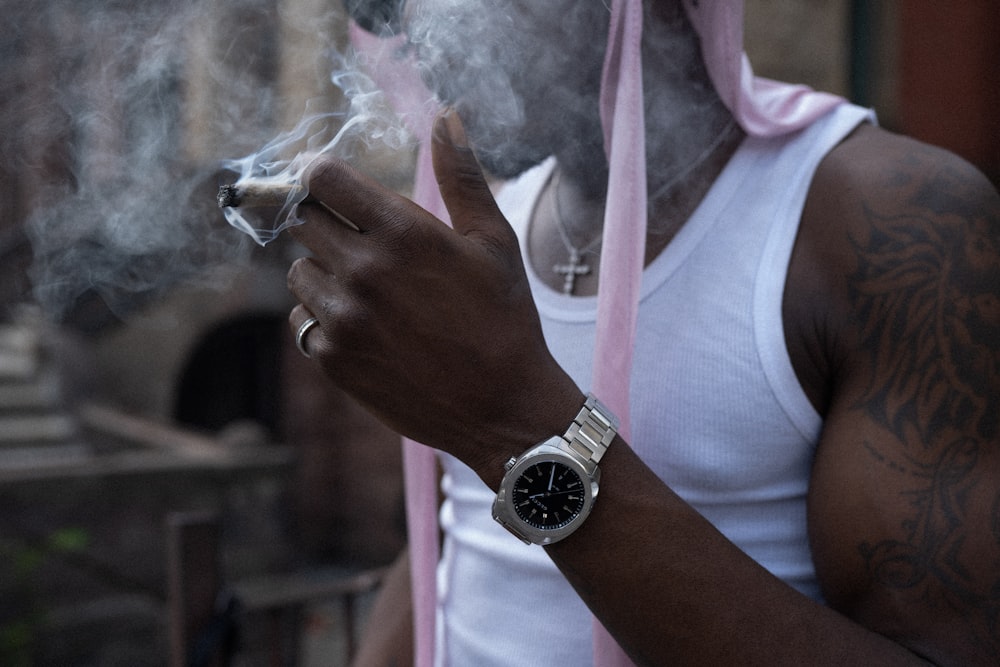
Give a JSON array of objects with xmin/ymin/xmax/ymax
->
[{"xmin": 561, "ymin": 394, "xmax": 619, "ymax": 466}]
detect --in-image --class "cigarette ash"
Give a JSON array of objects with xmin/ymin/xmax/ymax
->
[{"xmin": 217, "ymin": 185, "xmax": 242, "ymax": 208}]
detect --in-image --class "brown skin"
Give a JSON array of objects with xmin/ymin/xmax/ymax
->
[
  {"xmin": 795, "ymin": 126, "xmax": 1000, "ymax": 665},
  {"xmin": 289, "ymin": 112, "xmax": 1000, "ymax": 665}
]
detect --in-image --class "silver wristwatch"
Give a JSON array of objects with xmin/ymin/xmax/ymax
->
[{"xmin": 492, "ymin": 394, "xmax": 619, "ymax": 545}]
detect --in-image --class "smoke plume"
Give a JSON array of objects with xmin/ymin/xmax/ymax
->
[{"xmin": 4, "ymin": 0, "xmax": 411, "ymax": 323}]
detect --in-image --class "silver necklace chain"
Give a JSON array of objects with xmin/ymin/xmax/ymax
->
[
  {"xmin": 648, "ymin": 117, "xmax": 738, "ymax": 202},
  {"xmin": 551, "ymin": 169, "xmax": 601, "ymax": 295},
  {"xmin": 551, "ymin": 117, "xmax": 739, "ymax": 295}
]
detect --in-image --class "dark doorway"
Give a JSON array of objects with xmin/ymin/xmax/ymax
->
[{"xmin": 174, "ymin": 313, "xmax": 285, "ymax": 437}]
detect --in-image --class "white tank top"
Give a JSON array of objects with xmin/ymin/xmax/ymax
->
[{"xmin": 434, "ymin": 103, "xmax": 875, "ymax": 666}]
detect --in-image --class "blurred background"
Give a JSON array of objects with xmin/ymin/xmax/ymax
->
[{"xmin": 0, "ymin": 0, "xmax": 996, "ymax": 665}]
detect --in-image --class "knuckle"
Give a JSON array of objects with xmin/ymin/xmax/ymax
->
[
  {"xmin": 328, "ymin": 304, "xmax": 371, "ymax": 354},
  {"xmin": 453, "ymin": 165, "xmax": 491, "ymax": 194},
  {"xmin": 315, "ymin": 293, "xmax": 343, "ymax": 322},
  {"xmin": 305, "ymin": 156, "xmax": 348, "ymax": 188},
  {"xmin": 286, "ymin": 257, "xmax": 312, "ymax": 291}
]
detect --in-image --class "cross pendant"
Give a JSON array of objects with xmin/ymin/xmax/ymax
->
[{"xmin": 553, "ymin": 249, "xmax": 591, "ymax": 295}]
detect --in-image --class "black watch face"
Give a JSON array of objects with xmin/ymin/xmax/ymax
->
[{"xmin": 511, "ymin": 460, "xmax": 586, "ymax": 530}]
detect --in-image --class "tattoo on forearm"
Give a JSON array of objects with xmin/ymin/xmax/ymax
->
[{"xmin": 847, "ymin": 156, "xmax": 1000, "ymax": 654}]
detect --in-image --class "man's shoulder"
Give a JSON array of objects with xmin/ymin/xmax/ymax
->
[
  {"xmin": 810, "ymin": 124, "xmax": 998, "ymax": 222},
  {"xmin": 800, "ymin": 122, "xmax": 999, "ymax": 274},
  {"xmin": 786, "ymin": 123, "xmax": 999, "ymax": 414}
]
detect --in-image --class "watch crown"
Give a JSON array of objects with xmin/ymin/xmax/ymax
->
[{"xmin": 503, "ymin": 456, "xmax": 517, "ymax": 472}]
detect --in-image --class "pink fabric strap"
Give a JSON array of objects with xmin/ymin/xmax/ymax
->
[
  {"xmin": 403, "ymin": 436, "xmax": 439, "ymax": 667},
  {"xmin": 595, "ymin": 0, "xmax": 647, "ymax": 433},
  {"xmin": 591, "ymin": 0, "xmax": 645, "ymax": 663},
  {"xmin": 682, "ymin": 0, "xmax": 842, "ymax": 136},
  {"xmin": 405, "ymin": 132, "xmax": 447, "ymax": 667}
]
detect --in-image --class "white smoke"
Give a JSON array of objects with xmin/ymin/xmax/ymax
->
[{"xmin": 9, "ymin": 0, "xmax": 413, "ymax": 322}]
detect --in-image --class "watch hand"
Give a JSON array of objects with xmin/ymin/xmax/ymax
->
[
  {"xmin": 530, "ymin": 489, "xmax": 577, "ymax": 499},
  {"xmin": 548, "ymin": 463, "xmax": 556, "ymax": 491}
]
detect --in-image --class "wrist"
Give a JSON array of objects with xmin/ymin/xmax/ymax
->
[
  {"xmin": 477, "ymin": 387, "xmax": 588, "ymax": 492},
  {"xmin": 490, "ymin": 393, "xmax": 619, "ymax": 545}
]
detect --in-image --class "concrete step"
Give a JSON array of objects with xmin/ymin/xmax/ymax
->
[
  {"xmin": 0, "ymin": 350, "xmax": 38, "ymax": 381},
  {"xmin": 0, "ymin": 381, "xmax": 61, "ymax": 412},
  {"xmin": 0, "ymin": 414, "xmax": 78, "ymax": 446},
  {"xmin": 0, "ymin": 323, "xmax": 36, "ymax": 350},
  {"xmin": 0, "ymin": 442, "xmax": 92, "ymax": 470},
  {"xmin": 0, "ymin": 323, "xmax": 40, "ymax": 381}
]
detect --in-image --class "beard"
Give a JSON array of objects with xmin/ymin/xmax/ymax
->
[
  {"xmin": 406, "ymin": 0, "xmax": 609, "ymax": 182},
  {"xmin": 455, "ymin": 105, "xmax": 551, "ymax": 180}
]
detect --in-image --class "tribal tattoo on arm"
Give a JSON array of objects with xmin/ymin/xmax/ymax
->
[{"xmin": 846, "ymin": 151, "xmax": 1000, "ymax": 659}]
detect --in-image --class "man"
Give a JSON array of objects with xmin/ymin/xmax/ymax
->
[{"xmin": 287, "ymin": 0, "xmax": 1000, "ymax": 664}]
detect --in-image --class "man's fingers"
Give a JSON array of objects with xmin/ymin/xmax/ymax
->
[
  {"xmin": 302, "ymin": 156, "xmax": 429, "ymax": 235},
  {"xmin": 296, "ymin": 110, "xmax": 511, "ymax": 258},
  {"xmin": 291, "ymin": 158, "xmax": 397, "ymax": 266},
  {"xmin": 302, "ymin": 157, "xmax": 386, "ymax": 228},
  {"xmin": 287, "ymin": 260, "xmax": 346, "ymax": 362},
  {"xmin": 431, "ymin": 109, "xmax": 509, "ymax": 241},
  {"xmin": 287, "ymin": 257, "xmax": 334, "ymax": 323}
]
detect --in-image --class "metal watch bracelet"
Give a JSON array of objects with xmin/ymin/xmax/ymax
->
[{"xmin": 561, "ymin": 393, "xmax": 619, "ymax": 467}]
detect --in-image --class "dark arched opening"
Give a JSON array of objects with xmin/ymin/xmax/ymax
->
[{"xmin": 174, "ymin": 313, "xmax": 285, "ymax": 437}]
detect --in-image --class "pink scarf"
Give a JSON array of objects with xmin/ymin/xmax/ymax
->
[{"xmin": 353, "ymin": 1, "xmax": 842, "ymax": 663}]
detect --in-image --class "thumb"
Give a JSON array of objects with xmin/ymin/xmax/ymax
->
[{"xmin": 431, "ymin": 109, "xmax": 506, "ymax": 238}]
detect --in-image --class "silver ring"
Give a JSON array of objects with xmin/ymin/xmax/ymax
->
[{"xmin": 295, "ymin": 317, "xmax": 320, "ymax": 358}]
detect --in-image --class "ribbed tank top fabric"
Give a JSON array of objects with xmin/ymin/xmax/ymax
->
[{"xmin": 433, "ymin": 102, "xmax": 874, "ymax": 666}]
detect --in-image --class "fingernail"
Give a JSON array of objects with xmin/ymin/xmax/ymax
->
[{"xmin": 436, "ymin": 108, "xmax": 468, "ymax": 149}]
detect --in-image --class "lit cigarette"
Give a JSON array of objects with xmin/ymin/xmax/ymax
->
[
  {"xmin": 217, "ymin": 180, "xmax": 360, "ymax": 231},
  {"xmin": 217, "ymin": 180, "xmax": 302, "ymax": 208}
]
